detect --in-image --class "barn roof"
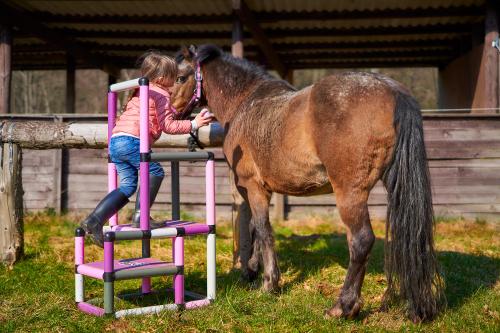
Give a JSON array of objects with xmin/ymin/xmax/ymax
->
[{"xmin": 0, "ymin": 0, "xmax": 489, "ymax": 74}]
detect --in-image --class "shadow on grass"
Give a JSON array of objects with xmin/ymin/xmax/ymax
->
[
  {"xmin": 274, "ymin": 232, "xmax": 500, "ymax": 310},
  {"xmin": 114, "ymin": 270, "xmax": 241, "ymax": 309}
]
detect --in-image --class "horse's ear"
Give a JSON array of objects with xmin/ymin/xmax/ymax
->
[
  {"xmin": 180, "ymin": 46, "xmax": 191, "ymax": 59},
  {"xmin": 188, "ymin": 45, "xmax": 197, "ymax": 55}
]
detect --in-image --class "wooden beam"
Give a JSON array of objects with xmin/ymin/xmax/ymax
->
[
  {"xmin": 0, "ymin": 25, "xmax": 11, "ymax": 114},
  {"xmin": 0, "ymin": 3, "xmax": 120, "ymax": 76},
  {"xmin": 66, "ymin": 54, "xmax": 75, "ymax": 114},
  {"xmin": 281, "ymin": 49, "xmax": 458, "ymax": 60},
  {"xmin": 288, "ymin": 61, "xmax": 441, "ymax": 69},
  {"xmin": 0, "ymin": 121, "xmax": 224, "ymax": 149},
  {"xmin": 13, "ymin": 39, "xmax": 462, "ymax": 54},
  {"xmin": 232, "ymin": 0, "xmax": 287, "ymax": 77},
  {"xmin": 33, "ymin": 5, "xmax": 484, "ymax": 24},
  {"xmin": 46, "ymin": 23, "xmax": 475, "ymax": 40}
]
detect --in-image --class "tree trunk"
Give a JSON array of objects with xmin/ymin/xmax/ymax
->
[{"xmin": 0, "ymin": 143, "xmax": 23, "ymax": 266}]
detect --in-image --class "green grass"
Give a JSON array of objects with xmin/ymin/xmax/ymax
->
[{"xmin": 1, "ymin": 212, "xmax": 499, "ymax": 332}]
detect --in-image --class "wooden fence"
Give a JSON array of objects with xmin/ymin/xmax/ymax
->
[{"xmin": 6, "ymin": 113, "xmax": 500, "ymax": 220}]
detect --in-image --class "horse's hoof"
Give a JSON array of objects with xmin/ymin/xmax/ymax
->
[
  {"xmin": 325, "ymin": 301, "xmax": 362, "ymax": 319},
  {"xmin": 262, "ymin": 279, "xmax": 280, "ymax": 293},
  {"xmin": 240, "ymin": 268, "xmax": 259, "ymax": 283},
  {"xmin": 324, "ymin": 304, "xmax": 343, "ymax": 318}
]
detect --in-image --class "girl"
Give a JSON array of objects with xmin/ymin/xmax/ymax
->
[{"xmin": 81, "ymin": 51, "xmax": 212, "ymax": 247}]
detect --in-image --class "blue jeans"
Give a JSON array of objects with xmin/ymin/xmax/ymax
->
[{"xmin": 109, "ymin": 136, "xmax": 165, "ymax": 198}]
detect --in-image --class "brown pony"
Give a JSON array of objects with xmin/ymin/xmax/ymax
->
[{"xmin": 171, "ymin": 45, "xmax": 444, "ymax": 322}]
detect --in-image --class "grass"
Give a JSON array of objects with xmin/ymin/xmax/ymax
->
[{"xmin": 0, "ymin": 211, "xmax": 499, "ymax": 332}]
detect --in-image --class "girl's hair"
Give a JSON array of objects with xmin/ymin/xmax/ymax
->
[
  {"xmin": 137, "ymin": 50, "xmax": 178, "ymax": 85},
  {"xmin": 124, "ymin": 50, "xmax": 178, "ymax": 109}
]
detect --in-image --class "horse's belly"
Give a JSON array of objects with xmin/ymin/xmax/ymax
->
[{"xmin": 264, "ymin": 161, "xmax": 332, "ymax": 196}]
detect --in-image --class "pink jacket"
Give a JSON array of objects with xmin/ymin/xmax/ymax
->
[{"xmin": 113, "ymin": 84, "xmax": 192, "ymax": 142}]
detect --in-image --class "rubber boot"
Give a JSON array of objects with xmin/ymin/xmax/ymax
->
[
  {"xmin": 80, "ymin": 189, "xmax": 129, "ymax": 247},
  {"xmin": 132, "ymin": 174, "xmax": 165, "ymax": 229}
]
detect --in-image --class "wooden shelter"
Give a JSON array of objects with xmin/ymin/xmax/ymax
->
[{"xmin": 0, "ymin": 0, "xmax": 498, "ymax": 110}]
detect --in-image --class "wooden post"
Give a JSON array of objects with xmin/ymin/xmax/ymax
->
[
  {"xmin": 0, "ymin": 143, "xmax": 24, "ymax": 266},
  {"xmin": 472, "ymin": 1, "xmax": 499, "ymax": 112},
  {"xmin": 0, "ymin": 25, "xmax": 12, "ymax": 114},
  {"xmin": 66, "ymin": 54, "xmax": 76, "ymax": 114}
]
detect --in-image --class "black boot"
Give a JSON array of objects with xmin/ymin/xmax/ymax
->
[
  {"xmin": 132, "ymin": 174, "xmax": 165, "ymax": 229},
  {"xmin": 80, "ymin": 189, "xmax": 129, "ymax": 247}
]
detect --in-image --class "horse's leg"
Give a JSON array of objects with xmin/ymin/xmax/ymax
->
[
  {"xmin": 243, "ymin": 182, "xmax": 280, "ymax": 291},
  {"xmin": 325, "ymin": 188, "xmax": 374, "ymax": 318},
  {"xmin": 237, "ymin": 200, "xmax": 258, "ymax": 281}
]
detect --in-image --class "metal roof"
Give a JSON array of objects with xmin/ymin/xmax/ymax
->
[{"xmin": 1, "ymin": 0, "xmax": 489, "ymax": 72}]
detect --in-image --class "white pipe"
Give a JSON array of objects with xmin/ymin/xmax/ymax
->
[
  {"xmin": 109, "ymin": 78, "xmax": 141, "ymax": 93},
  {"xmin": 207, "ymin": 233, "xmax": 216, "ymax": 300},
  {"xmin": 114, "ymin": 303, "xmax": 178, "ymax": 318},
  {"xmin": 151, "ymin": 228, "xmax": 178, "ymax": 238},
  {"xmin": 75, "ymin": 274, "xmax": 84, "ymax": 302}
]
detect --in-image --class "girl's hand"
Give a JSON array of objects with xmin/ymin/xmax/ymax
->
[{"xmin": 194, "ymin": 108, "xmax": 213, "ymax": 128}]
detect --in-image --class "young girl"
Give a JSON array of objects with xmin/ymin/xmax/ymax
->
[{"xmin": 81, "ymin": 51, "xmax": 212, "ymax": 247}]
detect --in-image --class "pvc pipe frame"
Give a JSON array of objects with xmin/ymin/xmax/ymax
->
[{"xmin": 76, "ymin": 77, "xmax": 217, "ymax": 317}]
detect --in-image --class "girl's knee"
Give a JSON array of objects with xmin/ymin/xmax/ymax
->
[
  {"xmin": 118, "ymin": 184, "xmax": 137, "ymax": 198},
  {"xmin": 150, "ymin": 164, "xmax": 165, "ymax": 178}
]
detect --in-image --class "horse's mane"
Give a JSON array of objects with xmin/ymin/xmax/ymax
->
[{"xmin": 176, "ymin": 44, "xmax": 277, "ymax": 83}]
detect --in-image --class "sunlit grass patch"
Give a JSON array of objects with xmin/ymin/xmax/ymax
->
[{"xmin": 0, "ymin": 211, "xmax": 499, "ymax": 332}]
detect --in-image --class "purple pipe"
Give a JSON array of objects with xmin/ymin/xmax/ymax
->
[
  {"xmin": 107, "ymin": 91, "xmax": 118, "ymax": 226},
  {"xmin": 104, "ymin": 240, "xmax": 114, "ymax": 273},
  {"xmin": 78, "ymin": 302, "xmax": 105, "ymax": 316}
]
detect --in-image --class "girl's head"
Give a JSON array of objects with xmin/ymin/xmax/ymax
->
[{"xmin": 137, "ymin": 50, "xmax": 178, "ymax": 88}]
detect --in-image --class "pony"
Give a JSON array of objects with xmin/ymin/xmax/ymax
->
[{"xmin": 170, "ymin": 45, "xmax": 444, "ymax": 322}]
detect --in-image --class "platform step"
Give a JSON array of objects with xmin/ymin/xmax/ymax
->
[
  {"xmin": 77, "ymin": 258, "xmax": 179, "ymax": 280},
  {"xmin": 105, "ymin": 220, "xmax": 211, "ymax": 237}
]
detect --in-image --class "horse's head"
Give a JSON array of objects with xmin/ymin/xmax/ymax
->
[{"xmin": 170, "ymin": 45, "xmax": 205, "ymax": 119}]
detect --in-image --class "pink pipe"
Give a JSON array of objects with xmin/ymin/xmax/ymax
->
[
  {"xmin": 174, "ymin": 237, "xmax": 184, "ymax": 305},
  {"xmin": 108, "ymin": 91, "xmax": 118, "ymax": 226},
  {"xmin": 206, "ymin": 160, "xmax": 215, "ymax": 226},
  {"xmin": 75, "ymin": 236, "xmax": 84, "ymax": 265},
  {"xmin": 185, "ymin": 299, "xmax": 211, "ymax": 309},
  {"xmin": 108, "ymin": 164, "xmax": 118, "ymax": 226},
  {"xmin": 139, "ymin": 84, "xmax": 150, "ymax": 231},
  {"xmin": 142, "ymin": 278, "xmax": 151, "ymax": 294},
  {"xmin": 78, "ymin": 302, "xmax": 105, "ymax": 316},
  {"xmin": 139, "ymin": 81, "xmax": 151, "ymax": 294}
]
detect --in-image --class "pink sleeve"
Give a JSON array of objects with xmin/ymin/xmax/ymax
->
[{"xmin": 155, "ymin": 93, "xmax": 192, "ymax": 134}]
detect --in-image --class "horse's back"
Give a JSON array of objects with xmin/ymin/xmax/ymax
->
[{"xmin": 307, "ymin": 72, "xmax": 397, "ymax": 193}]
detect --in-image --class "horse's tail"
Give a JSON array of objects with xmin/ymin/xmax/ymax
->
[{"xmin": 382, "ymin": 91, "xmax": 445, "ymax": 322}]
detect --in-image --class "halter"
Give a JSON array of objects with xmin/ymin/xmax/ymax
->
[
  {"xmin": 182, "ymin": 61, "xmax": 206, "ymax": 151},
  {"xmin": 180, "ymin": 61, "xmax": 203, "ymax": 120}
]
